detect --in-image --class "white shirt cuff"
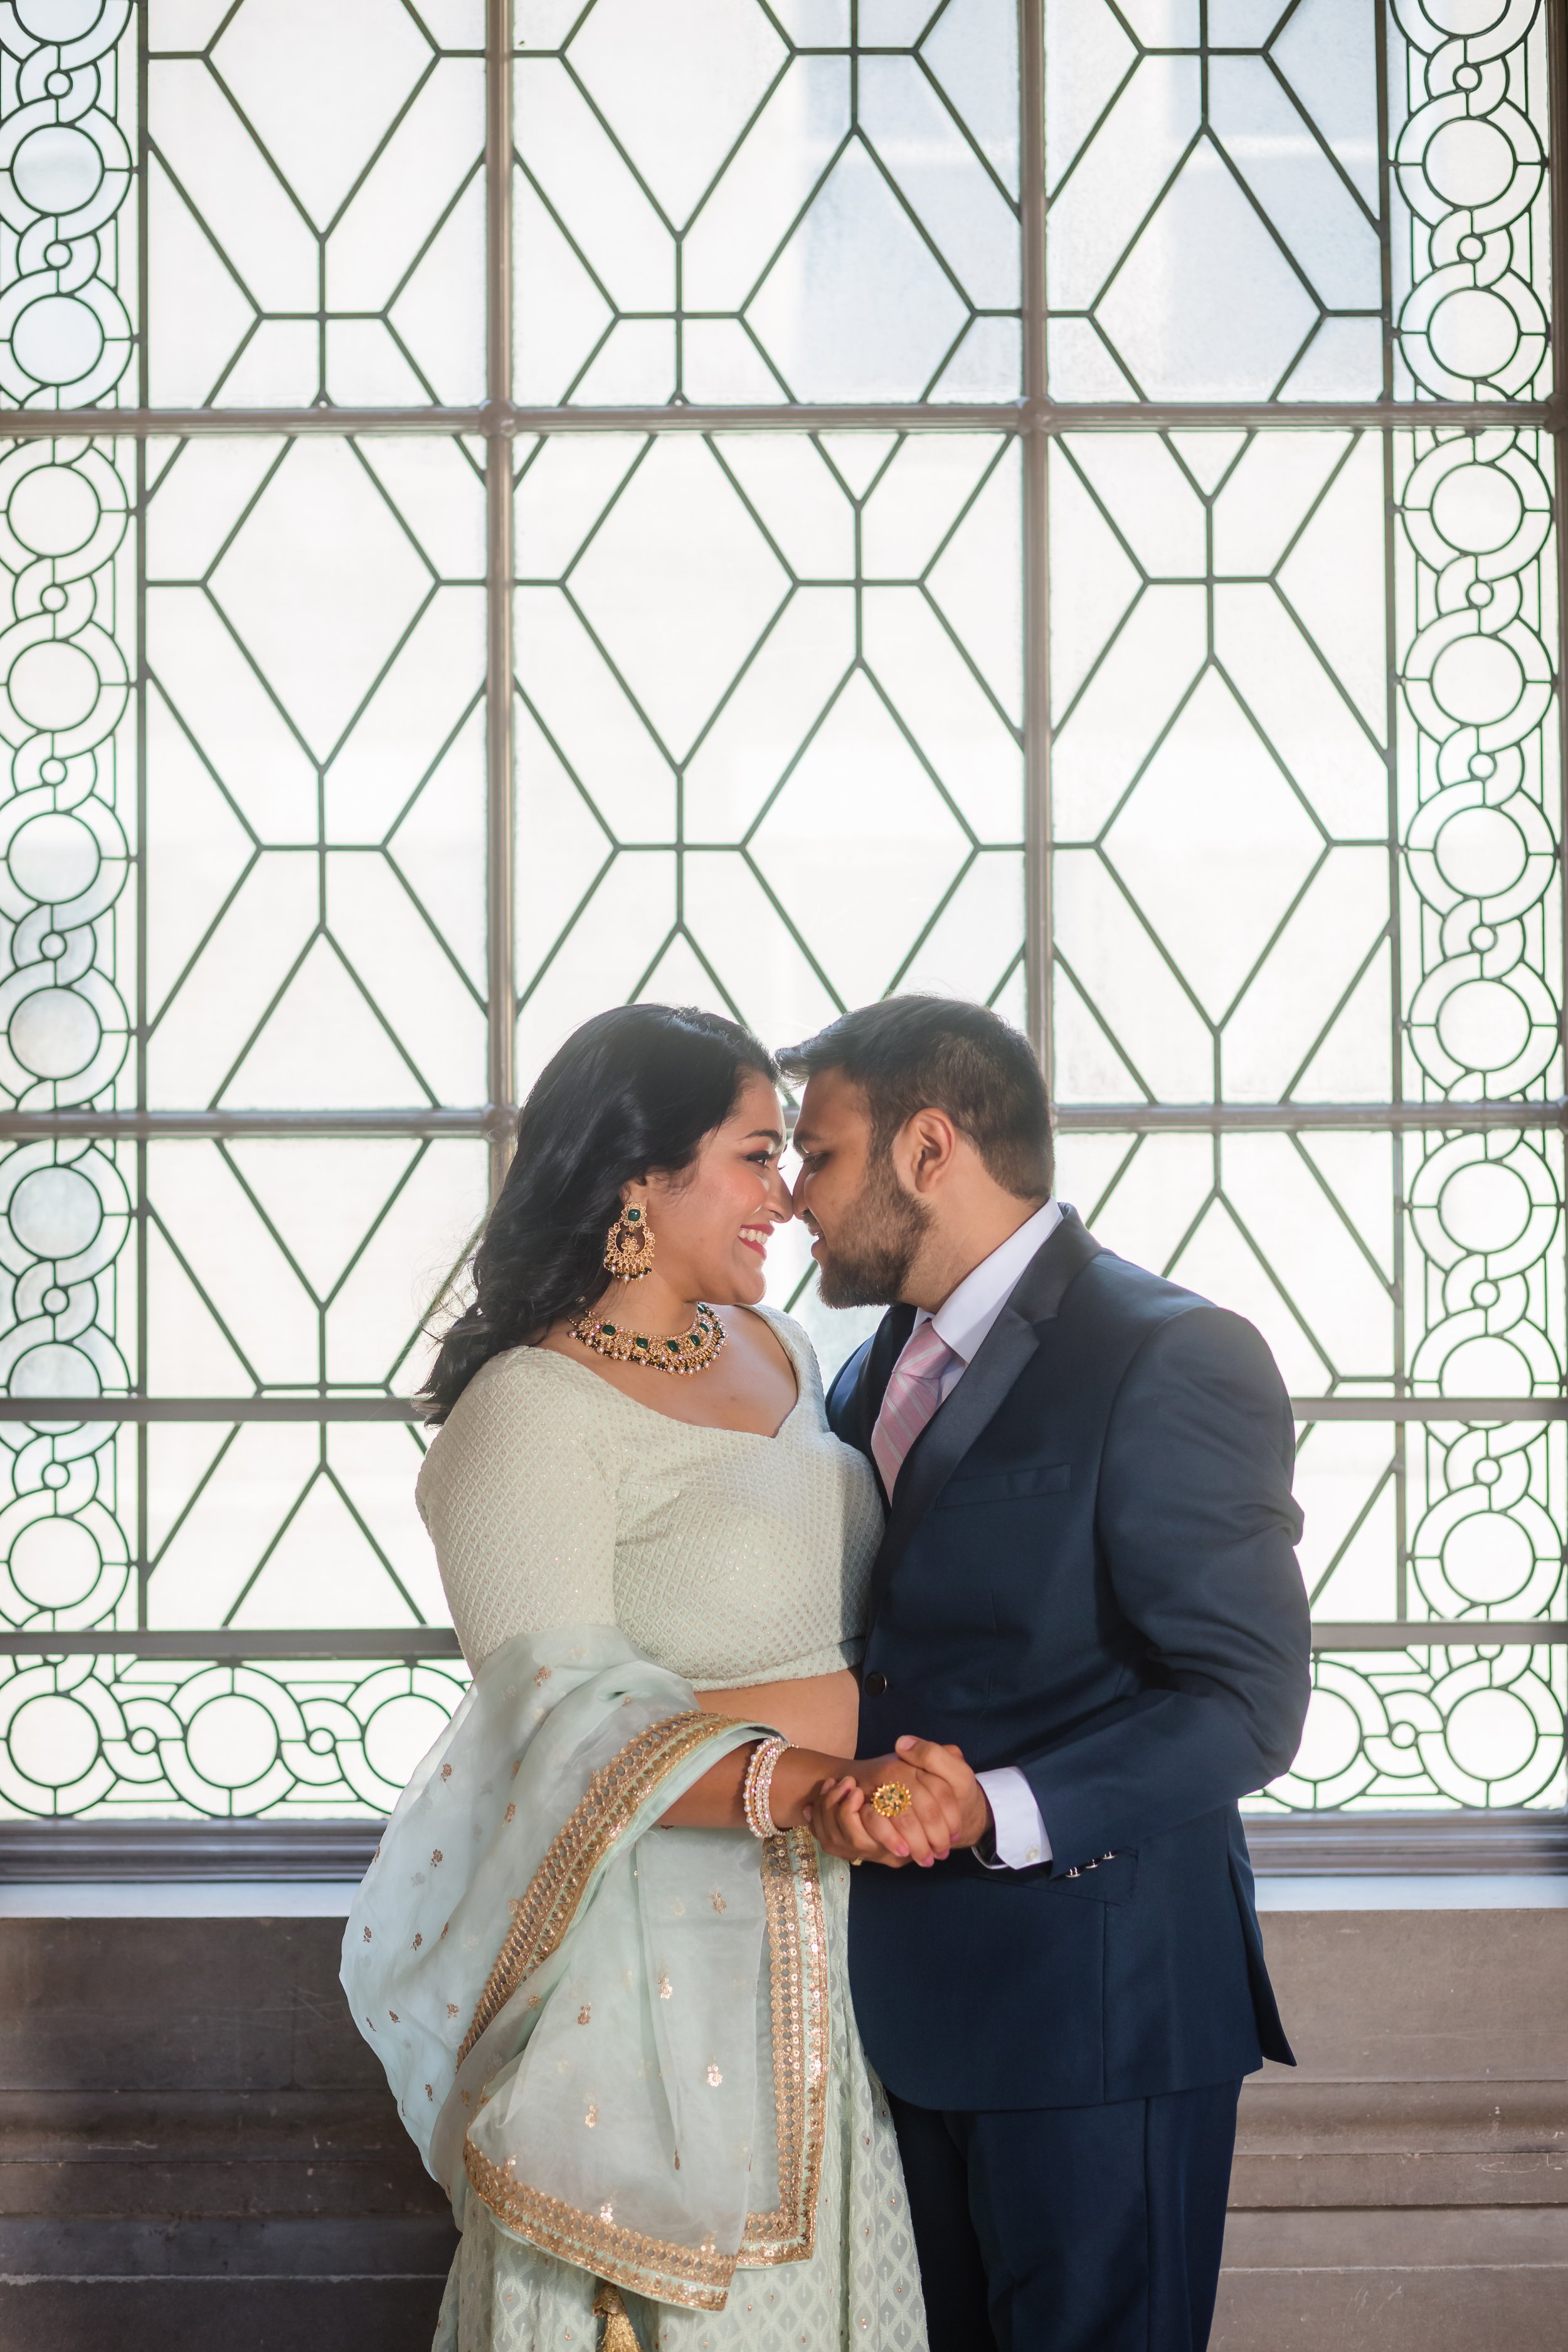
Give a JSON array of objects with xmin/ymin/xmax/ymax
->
[{"xmin": 974, "ymin": 1767, "xmax": 1051, "ymax": 1870}]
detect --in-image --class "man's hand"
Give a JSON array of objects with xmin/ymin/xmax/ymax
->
[
  {"xmin": 892, "ymin": 1737, "xmax": 992, "ymax": 1847},
  {"xmin": 805, "ymin": 1740, "xmax": 992, "ymax": 1867}
]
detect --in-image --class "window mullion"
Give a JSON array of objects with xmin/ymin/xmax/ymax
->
[{"xmin": 486, "ymin": 0, "xmax": 517, "ymax": 1198}]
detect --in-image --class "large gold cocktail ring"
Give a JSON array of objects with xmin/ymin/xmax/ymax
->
[{"xmin": 871, "ymin": 1781, "xmax": 913, "ymax": 1819}]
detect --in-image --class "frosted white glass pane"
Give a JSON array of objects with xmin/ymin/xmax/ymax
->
[
  {"xmin": 146, "ymin": 9, "xmax": 484, "ymax": 406},
  {"xmin": 517, "ymin": 6, "xmax": 1019, "ymax": 403},
  {"xmin": 514, "ymin": 429, "xmax": 1021, "ymax": 1093},
  {"xmin": 144, "ymin": 438, "xmax": 487, "ymax": 1109}
]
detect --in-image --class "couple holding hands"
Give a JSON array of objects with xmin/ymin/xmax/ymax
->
[{"xmin": 345, "ymin": 993, "xmax": 1310, "ymax": 2352}]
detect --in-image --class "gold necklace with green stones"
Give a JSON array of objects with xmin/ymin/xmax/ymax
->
[{"xmin": 568, "ymin": 1302, "xmax": 726, "ymax": 1375}]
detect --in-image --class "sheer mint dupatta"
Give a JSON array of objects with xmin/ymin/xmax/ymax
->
[{"xmin": 341, "ymin": 1626, "xmax": 830, "ymax": 2314}]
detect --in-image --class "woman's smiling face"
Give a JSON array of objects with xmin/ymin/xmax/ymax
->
[{"xmin": 625, "ymin": 1068, "xmax": 793, "ymax": 1306}]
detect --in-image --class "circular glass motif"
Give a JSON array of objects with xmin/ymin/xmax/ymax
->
[
  {"xmin": 1430, "ymin": 464, "xmax": 1523, "ymax": 554},
  {"xmin": 1433, "ymin": 803, "xmax": 1528, "ymax": 898},
  {"xmin": 1428, "ymin": 634, "xmax": 1523, "ymax": 726},
  {"xmin": 364, "ymin": 1692, "xmax": 452, "ymax": 1788},
  {"xmin": 10, "ymin": 1515, "xmax": 100, "ymax": 1609},
  {"xmin": 9, "ymin": 1691, "xmax": 98, "ymax": 1787},
  {"xmin": 8, "ymin": 465, "xmax": 101, "ymax": 558},
  {"xmin": 1290, "ymin": 1687, "xmax": 1363, "ymax": 1784},
  {"xmin": 11, "ymin": 1165, "xmax": 103, "ymax": 1259},
  {"xmin": 10, "ymin": 812, "xmax": 101, "ymax": 905},
  {"xmin": 1432, "ymin": 6, "xmax": 1508, "ymax": 44},
  {"xmin": 1424, "ymin": 116, "xmax": 1515, "ymax": 209},
  {"xmin": 8, "ymin": 640, "xmax": 100, "ymax": 732},
  {"xmin": 1442, "ymin": 1511, "xmax": 1533, "ymax": 1606},
  {"xmin": 9, "ymin": 987, "xmax": 101, "ymax": 1079},
  {"xmin": 11, "ymin": 293, "xmax": 105, "ymax": 387},
  {"xmin": 1439, "ymin": 1158, "xmax": 1532, "ymax": 1252},
  {"xmin": 11, "ymin": 124, "xmax": 104, "ymax": 218},
  {"xmin": 10, "ymin": 1339, "xmax": 98, "ymax": 1400},
  {"xmin": 1429, "ymin": 288, "xmax": 1520, "ymax": 380},
  {"xmin": 186, "ymin": 1692, "xmax": 280, "ymax": 1789},
  {"xmin": 1445, "ymin": 1685, "xmax": 1539, "ymax": 1783},
  {"xmin": 1435, "ymin": 1332, "xmax": 1531, "ymax": 1396},
  {"xmin": 1434, "ymin": 977, "xmax": 1530, "ymax": 1071},
  {"xmin": 18, "ymin": 2, "xmax": 105, "ymax": 42}
]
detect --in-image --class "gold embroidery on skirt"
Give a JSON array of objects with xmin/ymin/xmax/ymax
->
[{"xmin": 592, "ymin": 2279, "xmax": 641, "ymax": 2351}]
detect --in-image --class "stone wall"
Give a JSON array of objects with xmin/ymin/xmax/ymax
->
[
  {"xmin": 1218, "ymin": 1908, "xmax": 1566, "ymax": 2351},
  {"xmin": 0, "ymin": 1905, "xmax": 1561, "ymax": 2349}
]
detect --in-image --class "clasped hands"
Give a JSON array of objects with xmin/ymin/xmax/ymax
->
[{"xmin": 805, "ymin": 1737, "xmax": 991, "ymax": 1868}]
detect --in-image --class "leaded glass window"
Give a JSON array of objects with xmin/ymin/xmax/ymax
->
[{"xmin": 0, "ymin": 0, "xmax": 1561, "ymax": 1824}]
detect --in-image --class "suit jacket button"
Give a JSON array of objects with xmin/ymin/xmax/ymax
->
[{"xmin": 864, "ymin": 1671, "xmax": 887, "ymax": 1698}]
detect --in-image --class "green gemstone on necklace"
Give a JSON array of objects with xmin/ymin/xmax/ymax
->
[
  {"xmin": 601, "ymin": 1323, "xmax": 616, "ymax": 1335},
  {"xmin": 634, "ymin": 1335, "xmax": 647, "ymax": 1348},
  {"xmin": 666, "ymin": 1338, "xmax": 680, "ymax": 1352}
]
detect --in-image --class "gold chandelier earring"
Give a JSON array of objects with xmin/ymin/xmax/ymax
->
[{"xmin": 603, "ymin": 1202, "xmax": 655, "ymax": 1281}]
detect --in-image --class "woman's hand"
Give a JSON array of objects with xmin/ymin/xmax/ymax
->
[
  {"xmin": 794, "ymin": 1748, "xmax": 978, "ymax": 1868},
  {"xmin": 806, "ymin": 1741, "xmax": 991, "ymax": 1867}
]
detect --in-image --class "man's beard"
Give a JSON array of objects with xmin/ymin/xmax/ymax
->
[{"xmin": 813, "ymin": 1155, "xmax": 930, "ymax": 1308}]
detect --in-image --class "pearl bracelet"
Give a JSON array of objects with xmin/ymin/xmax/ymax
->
[{"xmin": 741, "ymin": 1735, "xmax": 789, "ymax": 1840}]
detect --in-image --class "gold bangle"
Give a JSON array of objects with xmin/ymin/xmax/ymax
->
[{"xmin": 870, "ymin": 1781, "xmax": 912, "ymax": 1819}]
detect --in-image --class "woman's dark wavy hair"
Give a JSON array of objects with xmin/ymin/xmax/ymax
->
[{"xmin": 421, "ymin": 1004, "xmax": 779, "ymax": 1421}]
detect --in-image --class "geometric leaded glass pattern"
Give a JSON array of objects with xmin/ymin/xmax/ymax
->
[
  {"xmin": 513, "ymin": 1, "xmax": 1022, "ymax": 405},
  {"xmin": 514, "ymin": 427, "xmax": 1024, "ymax": 1091},
  {"xmin": 0, "ymin": 0, "xmax": 1560, "ymax": 1816},
  {"xmin": 147, "ymin": 2, "xmax": 485, "ymax": 408}
]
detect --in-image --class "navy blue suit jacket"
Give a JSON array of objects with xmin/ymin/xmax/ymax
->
[{"xmin": 826, "ymin": 1207, "xmax": 1311, "ymax": 2113}]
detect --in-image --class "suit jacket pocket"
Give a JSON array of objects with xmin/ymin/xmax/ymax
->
[
  {"xmin": 935, "ymin": 1462, "xmax": 1071, "ymax": 1510},
  {"xmin": 1037, "ymin": 1850, "xmax": 1138, "ymax": 1906}
]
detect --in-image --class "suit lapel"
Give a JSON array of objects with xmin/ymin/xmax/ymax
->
[{"xmin": 864, "ymin": 1207, "xmax": 1104, "ymax": 1624}]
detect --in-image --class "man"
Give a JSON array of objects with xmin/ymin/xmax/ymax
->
[{"xmin": 780, "ymin": 997, "xmax": 1310, "ymax": 2352}]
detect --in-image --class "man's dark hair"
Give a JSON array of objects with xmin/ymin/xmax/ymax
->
[{"xmin": 779, "ymin": 997, "xmax": 1052, "ymax": 1200}]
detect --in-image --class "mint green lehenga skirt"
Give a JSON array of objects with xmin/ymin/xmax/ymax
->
[
  {"xmin": 342, "ymin": 1625, "xmax": 928, "ymax": 2352},
  {"xmin": 436, "ymin": 1855, "xmax": 926, "ymax": 2352}
]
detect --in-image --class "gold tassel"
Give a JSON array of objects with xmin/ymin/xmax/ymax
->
[{"xmin": 593, "ymin": 2279, "xmax": 642, "ymax": 2352}]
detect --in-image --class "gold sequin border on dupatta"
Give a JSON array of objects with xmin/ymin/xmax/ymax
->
[
  {"xmin": 458, "ymin": 1708, "xmax": 731, "ymax": 2065},
  {"xmin": 463, "ymin": 2153, "xmax": 734, "ymax": 2310},
  {"xmin": 739, "ymin": 1828, "xmax": 829, "ymax": 2267},
  {"xmin": 460, "ymin": 1728, "xmax": 831, "ymax": 2311}
]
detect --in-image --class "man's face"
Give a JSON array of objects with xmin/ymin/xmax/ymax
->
[{"xmin": 791, "ymin": 1067, "xmax": 929, "ymax": 1308}]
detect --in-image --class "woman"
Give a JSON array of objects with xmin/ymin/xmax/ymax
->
[{"xmin": 343, "ymin": 1005, "xmax": 944, "ymax": 2352}]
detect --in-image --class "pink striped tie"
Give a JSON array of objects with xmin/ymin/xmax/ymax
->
[{"xmin": 872, "ymin": 1322, "xmax": 960, "ymax": 1497}]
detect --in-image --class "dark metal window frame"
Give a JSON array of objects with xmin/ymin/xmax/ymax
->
[{"xmin": 0, "ymin": 2, "xmax": 1564, "ymax": 1870}]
